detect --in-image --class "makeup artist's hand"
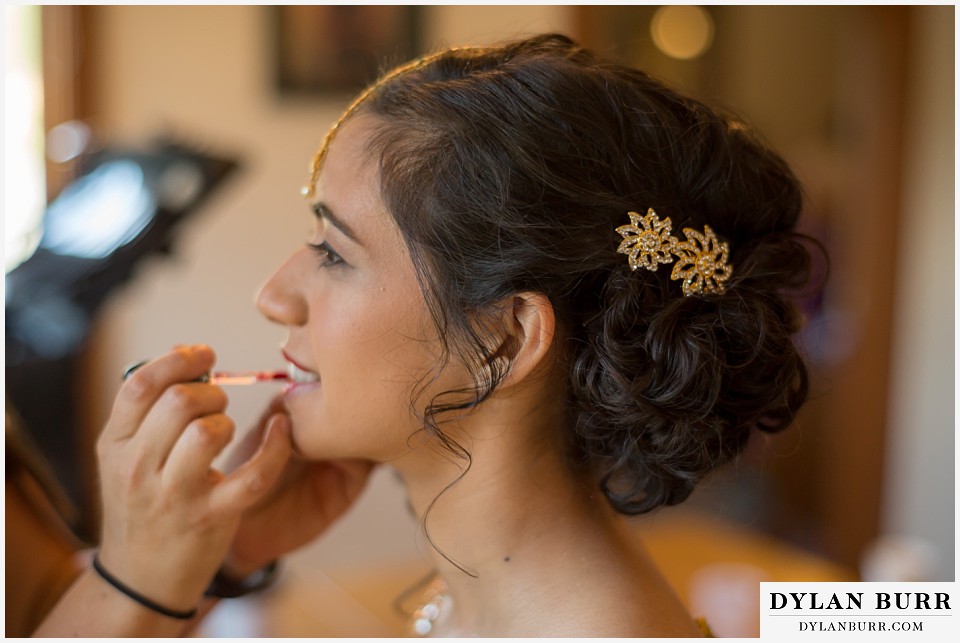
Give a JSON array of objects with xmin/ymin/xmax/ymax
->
[
  {"xmin": 95, "ymin": 345, "xmax": 293, "ymax": 613},
  {"xmin": 219, "ymin": 397, "xmax": 375, "ymax": 578}
]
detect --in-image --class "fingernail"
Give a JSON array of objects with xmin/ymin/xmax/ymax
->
[{"xmin": 192, "ymin": 344, "xmax": 215, "ymax": 360}]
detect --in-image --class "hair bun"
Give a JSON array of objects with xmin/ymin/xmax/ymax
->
[{"xmin": 570, "ymin": 249, "xmax": 810, "ymax": 514}]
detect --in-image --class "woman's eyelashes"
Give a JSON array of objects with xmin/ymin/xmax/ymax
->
[{"xmin": 308, "ymin": 240, "xmax": 346, "ymax": 268}]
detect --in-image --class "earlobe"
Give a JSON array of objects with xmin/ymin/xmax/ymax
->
[{"xmin": 495, "ymin": 292, "xmax": 557, "ymax": 390}]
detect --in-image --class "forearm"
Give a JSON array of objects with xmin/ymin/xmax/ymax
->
[{"xmin": 5, "ymin": 481, "xmax": 84, "ymax": 636}]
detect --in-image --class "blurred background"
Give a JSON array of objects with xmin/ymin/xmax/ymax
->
[{"xmin": 5, "ymin": 4, "xmax": 953, "ymax": 637}]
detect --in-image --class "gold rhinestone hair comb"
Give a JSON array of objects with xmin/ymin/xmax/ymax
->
[{"xmin": 616, "ymin": 208, "xmax": 733, "ymax": 296}]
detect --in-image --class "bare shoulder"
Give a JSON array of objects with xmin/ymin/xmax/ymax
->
[
  {"xmin": 513, "ymin": 589, "xmax": 704, "ymax": 637},
  {"xmin": 511, "ymin": 547, "xmax": 704, "ymax": 637},
  {"xmin": 549, "ymin": 577, "xmax": 703, "ymax": 637}
]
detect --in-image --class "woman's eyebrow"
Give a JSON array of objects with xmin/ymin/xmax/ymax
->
[{"xmin": 312, "ymin": 202, "xmax": 364, "ymax": 247}]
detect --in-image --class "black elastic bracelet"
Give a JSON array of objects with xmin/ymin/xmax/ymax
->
[
  {"xmin": 92, "ymin": 555, "xmax": 198, "ymax": 620},
  {"xmin": 205, "ymin": 560, "xmax": 279, "ymax": 599}
]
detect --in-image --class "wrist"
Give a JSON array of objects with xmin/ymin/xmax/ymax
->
[
  {"xmin": 36, "ymin": 569, "xmax": 189, "ymax": 637},
  {"xmin": 91, "ymin": 554, "xmax": 198, "ymax": 620}
]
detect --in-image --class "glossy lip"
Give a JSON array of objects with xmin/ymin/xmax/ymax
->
[{"xmin": 281, "ymin": 349, "xmax": 321, "ymax": 395}]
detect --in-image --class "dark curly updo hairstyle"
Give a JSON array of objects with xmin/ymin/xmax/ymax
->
[{"xmin": 354, "ymin": 33, "xmax": 814, "ymax": 515}]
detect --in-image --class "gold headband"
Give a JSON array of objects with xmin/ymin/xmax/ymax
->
[
  {"xmin": 300, "ymin": 46, "xmax": 489, "ymax": 199},
  {"xmin": 616, "ymin": 208, "xmax": 733, "ymax": 296}
]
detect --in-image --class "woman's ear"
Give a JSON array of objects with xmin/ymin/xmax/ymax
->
[{"xmin": 489, "ymin": 292, "xmax": 557, "ymax": 390}]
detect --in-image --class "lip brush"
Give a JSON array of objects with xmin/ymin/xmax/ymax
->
[
  {"xmin": 122, "ymin": 361, "xmax": 292, "ymax": 386},
  {"xmin": 202, "ymin": 371, "xmax": 290, "ymax": 386}
]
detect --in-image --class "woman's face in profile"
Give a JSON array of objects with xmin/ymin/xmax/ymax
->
[{"xmin": 256, "ymin": 114, "xmax": 459, "ymax": 461}]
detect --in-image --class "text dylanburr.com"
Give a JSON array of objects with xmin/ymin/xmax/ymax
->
[{"xmin": 761, "ymin": 582, "xmax": 956, "ymax": 639}]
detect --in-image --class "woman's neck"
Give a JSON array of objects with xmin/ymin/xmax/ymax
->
[{"xmin": 391, "ymin": 383, "xmax": 644, "ymax": 635}]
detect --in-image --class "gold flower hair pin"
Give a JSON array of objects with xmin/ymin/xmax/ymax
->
[{"xmin": 616, "ymin": 208, "xmax": 733, "ymax": 296}]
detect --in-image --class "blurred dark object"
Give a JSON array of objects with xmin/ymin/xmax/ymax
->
[
  {"xmin": 6, "ymin": 138, "xmax": 239, "ymax": 537},
  {"xmin": 273, "ymin": 5, "xmax": 423, "ymax": 95}
]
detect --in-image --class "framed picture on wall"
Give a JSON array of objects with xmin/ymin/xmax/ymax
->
[{"xmin": 272, "ymin": 5, "xmax": 424, "ymax": 95}]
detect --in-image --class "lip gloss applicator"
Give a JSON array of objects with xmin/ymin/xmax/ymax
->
[
  {"xmin": 122, "ymin": 361, "xmax": 317, "ymax": 385},
  {"xmin": 199, "ymin": 370, "xmax": 290, "ymax": 386}
]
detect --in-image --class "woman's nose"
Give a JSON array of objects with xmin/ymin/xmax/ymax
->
[{"xmin": 256, "ymin": 251, "xmax": 309, "ymax": 326}]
